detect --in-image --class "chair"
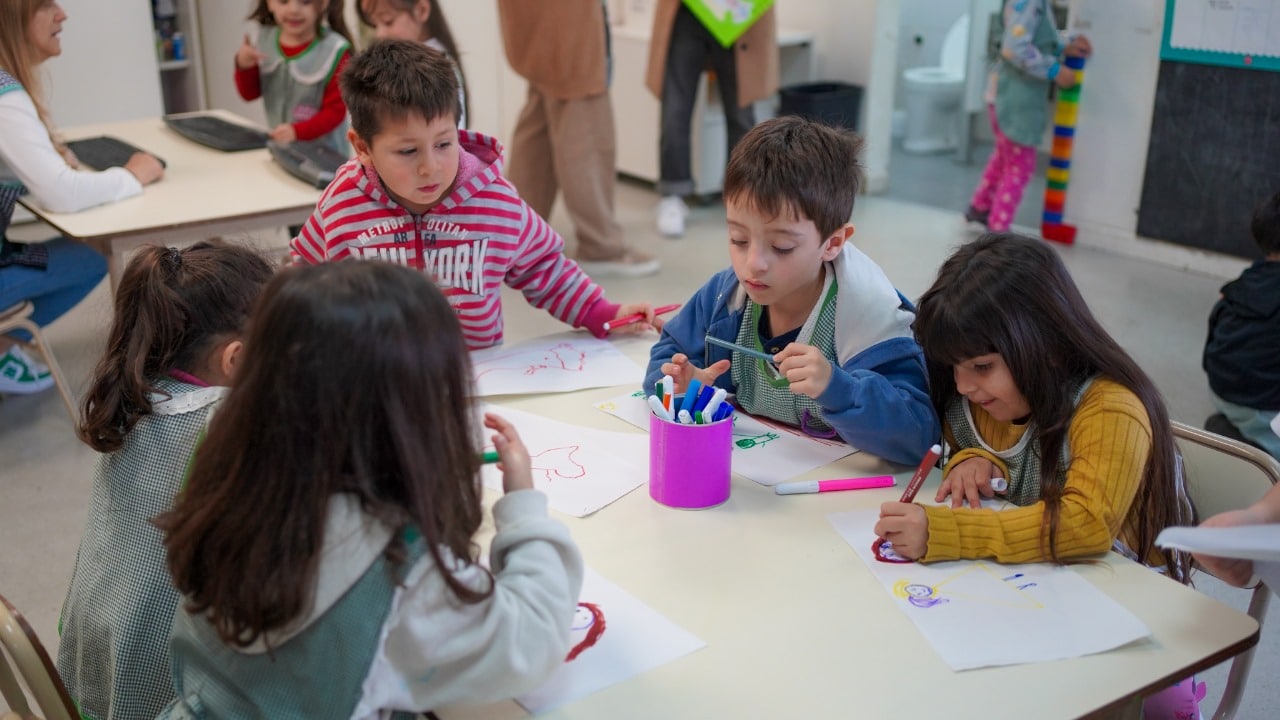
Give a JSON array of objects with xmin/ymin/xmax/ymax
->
[
  {"xmin": 1172, "ymin": 421, "xmax": 1279, "ymax": 720},
  {"xmin": 0, "ymin": 593, "xmax": 77, "ymax": 720},
  {"xmin": 0, "ymin": 302, "xmax": 77, "ymax": 424}
]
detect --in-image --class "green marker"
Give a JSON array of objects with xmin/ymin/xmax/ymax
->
[{"xmin": 481, "ymin": 450, "xmax": 501, "ymax": 464}]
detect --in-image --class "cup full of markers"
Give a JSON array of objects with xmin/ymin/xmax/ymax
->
[{"xmin": 647, "ymin": 376, "xmax": 734, "ymax": 509}]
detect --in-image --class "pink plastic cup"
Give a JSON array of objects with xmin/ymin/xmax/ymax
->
[{"xmin": 648, "ymin": 406, "xmax": 732, "ymax": 509}]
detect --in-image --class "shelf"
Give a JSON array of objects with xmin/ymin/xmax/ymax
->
[{"xmin": 158, "ymin": 59, "xmax": 191, "ymax": 71}]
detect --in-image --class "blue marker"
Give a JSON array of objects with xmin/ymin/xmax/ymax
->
[
  {"xmin": 692, "ymin": 384, "xmax": 715, "ymax": 413},
  {"xmin": 680, "ymin": 379, "xmax": 703, "ymax": 415},
  {"xmin": 712, "ymin": 403, "xmax": 733, "ymax": 422},
  {"xmin": 705, "ymin": 335, "xmax": 777, "ymax": 366}
]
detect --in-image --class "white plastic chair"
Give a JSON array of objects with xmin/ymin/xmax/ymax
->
[
  {"xmin": 1172, "ymin": 421, "xmax": 1279, "ymax": 720},
  {"xmin": 0, "ymin": 593, "xmax": 77, "ymax": 720}
]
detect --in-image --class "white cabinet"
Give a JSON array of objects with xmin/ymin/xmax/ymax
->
[{"xmin": 609, "ymin": 23, "xmax": 816, "ymax": 197}]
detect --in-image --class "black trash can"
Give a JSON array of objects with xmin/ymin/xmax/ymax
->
[{"xmin": 778, "ymin": 82, "xmax": 863, "ymax": 132}]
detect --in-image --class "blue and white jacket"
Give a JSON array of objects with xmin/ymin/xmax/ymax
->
[{"xmin": 644, "ymin": 244, "xmax": 939, "ymax": 465}]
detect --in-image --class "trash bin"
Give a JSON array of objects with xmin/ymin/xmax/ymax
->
[{"xmin": 778, "ymin": 82, "xmax": 863, "ymax": 132}]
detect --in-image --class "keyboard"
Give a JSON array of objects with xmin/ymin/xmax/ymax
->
[
  {"xmin": 163, "ymin": 113, "xmax": 269, "ymax": 152},
  {"xmin": 65, "ymin": 136, "xmax": 165, "ymax": 171},
  {"xmin": 267, "ymin": 140, "xmax": 347, "ymax": 189}
]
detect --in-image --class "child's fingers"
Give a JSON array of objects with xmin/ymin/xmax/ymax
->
[
  {"xmin": 934, "ymin": 478, "xmax": 953, "ymax": 503},
  {"xmin": 703, "ymin": 358, "xmax": 731, "ymax": 381}
]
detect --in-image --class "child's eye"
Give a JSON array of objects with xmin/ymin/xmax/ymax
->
[
  {"xmin": 397, "ymin": 148, "xmax": 417, "ymax": 156},
  {"xmin": 435, "ymin": 141, "xmax": 453, "ymax": 150},
  {"xmin": 973, "ymin": 363, "xmax": 991, "ymax": 372},
  {"xmin": 774, "ymin": 246, "xmax": 796, "ymax": 255},
  {"xmin": 729, "ymin": 237, "xmax": 747, "ymax": 247}
]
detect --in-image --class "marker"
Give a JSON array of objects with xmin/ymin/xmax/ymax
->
[
  {"xmin": 899, "ymin": 443, "xmax": 943, "ymax": 503},
  {"xmin": 990, "ymin": 477, "xmax": 1008, "ymax": 493},
  {"xmin": 679, "ymin": 379, "xmax": 703, "ymax": 415},
  {"xmin": 647, "ymin": 394, "xmax": 674, "ymax": 422},
  {"xmin": 775, "ymin": 475, "xmax": 896, "ymax": 495},
  {"xmin": 661, "ymin": 375, "xmax": 674, "ymax": 411},
  {"xmin": 677, "ymin": 409, "xmax": 693, "ymax": 424},
  {"xmin": 481, "ymin": 450, "xmax": 500, "ymax": 464},
  {"xmin": 704, "ymin": 335, "xmax": 778, "ymax": 366},
  {"xmin": 702, "ymin": 387, "xmax": 728, "ymax": 420},
  {"xmin": 603, "ymin": 303, "xmax": 682, "ymax": 332}
]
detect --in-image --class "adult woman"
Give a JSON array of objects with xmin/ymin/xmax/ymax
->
[{"xmin": 0, "ymin": 0, "xmax": 163, "ymax": 394}]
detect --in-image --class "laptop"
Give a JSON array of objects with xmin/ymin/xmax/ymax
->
[
  {"xmin": 267, "ymin": 140, "xmax": 348, "ymax": 189},
  {"xmin": 65, "ymin": 136, "xmax": 166, "ymax": 171},
  {"xmin": 163, "ymin": 112, "xmax": 269, "ymax": 152}
]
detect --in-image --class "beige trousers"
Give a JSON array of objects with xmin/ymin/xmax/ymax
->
[{"xmin": 506, "ymin": 86, "xmax": 627, "ymax": 262}]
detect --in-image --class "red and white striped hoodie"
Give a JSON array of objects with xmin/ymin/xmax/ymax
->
[{"xmin": 290, "ymin": 130, "xmax": 619, "ymax": 349}]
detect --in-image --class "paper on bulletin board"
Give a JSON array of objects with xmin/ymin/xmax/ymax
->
[
  {"xmin": 828, "ymin": 509, "xmax": 1151, "ymax": 671},
  {"xmin": 594, "ymin": 390, "xmax": 856, "ymax": 485},
  {"xmin": 682, "ymin": 0, "xmax": 774, "ymax": 48},
  {"xmin": 1167, "ymin": 0, "xmax": 1280, "ymax": 58}
]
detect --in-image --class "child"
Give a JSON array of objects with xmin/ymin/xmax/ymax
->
[
  {"xmin": 1202, "ymin": 190, "xmax": 1280, "ymax": 459},
  {"xmin": 644, "ymin": 116, "xmax": 938, "ymax": 466},
  {"xmin": 963, "ymin": 0, "xmax": 1090, "ymax": 232},
  {"xmin": 56, "ymin": 241, "xmax": 273, "ymax": 720},
  {"xmin": 881, "ymin": 233, "xmax": 1202, "ymax": 719},
  {"xmin": 236, "ymin": 0, "xmax": 354, "ymax": 152},
  {"xmin": 291, "ymin": 39, "xmax": 661, "ymax": 349},
  {"xmin": 155, "ymin": 261, "xmax": 584, "ymax": 717},
  {"xmin": 357, "ymin": 0, "xmax": 468, "ymax": 127}
]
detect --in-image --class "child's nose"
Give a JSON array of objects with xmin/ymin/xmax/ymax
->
[{"xmin": 747, "ymin": 247, "xmax": 769, "ymax": 272}]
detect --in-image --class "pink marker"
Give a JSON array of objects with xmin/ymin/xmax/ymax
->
[{"xmin": 774, "ymin": 475, "xmax": 896, "ymax": 495}]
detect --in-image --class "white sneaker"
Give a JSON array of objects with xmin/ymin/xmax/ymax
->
[
  {"xmin": 0, "ymin": 345, "xmax": 54, "ymax": 394},
  {"xmin": 656, "ymin": 195, "xmax": 688, "ymax": 238}
]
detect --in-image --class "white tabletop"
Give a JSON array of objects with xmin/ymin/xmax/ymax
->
[
  {"xmin": 441, "ymin": 324, "xmax": 1259, "ymax": 720},
  {"xmin": 18, "ymin": 110, "xmax": 320, "ymax": 248}
]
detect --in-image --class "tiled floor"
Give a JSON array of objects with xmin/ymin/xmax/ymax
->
[{"xmin": 1, "ymin": 180, "xmax": 1275, "ymax": 718}]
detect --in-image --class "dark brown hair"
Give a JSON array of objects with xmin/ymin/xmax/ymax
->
[
  {"xmin": 723, "ymin": 115, "xmax": 865, "ymax": 239},
  {"xmin": 78, "ymin": 242, "xmax": 273, "ymax": 453},
  {"xmin": 248, "ymin": 0, "xmax": 354, "ymax": 46},
  {"xmin": 913, "ymin": 233, "xmax": 1192, "ymax": 582},
  {"xmin": 157, "ymin": 261, "xmax": 489, "ymax": 647},
  {"xmin": 1251, "ymin": 190, "xmax": 1280, "ymax": 255},
  {"xmin": 341, "ymin": 38, "xmax": 460, "ymax": 141},
  {"xmin": 355, "ymin": 0, "xmax": 469, "ymax": 122}
]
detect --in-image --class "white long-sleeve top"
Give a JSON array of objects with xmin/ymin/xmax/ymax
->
[{"xmin": 0, "ymin": 83, "xmax": 141, "ymax": 213}]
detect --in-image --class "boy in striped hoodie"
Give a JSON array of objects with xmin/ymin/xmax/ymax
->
[{"xmin": 291, "ymin": 39, "xmax": 660, "ymax": 349}]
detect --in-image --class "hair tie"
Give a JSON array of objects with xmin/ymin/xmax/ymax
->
[{"xmin": 167, "ymin": 247, "xmax": 182, "ymax": 269}]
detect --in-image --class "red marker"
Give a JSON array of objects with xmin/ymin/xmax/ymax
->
[
  {"xmin": 603, "ymin": 303, "xmax": 682, "ymax": 332},
  {"xmin": 899, "ymin": 444, "xmax": 943, "ymax": 503}
]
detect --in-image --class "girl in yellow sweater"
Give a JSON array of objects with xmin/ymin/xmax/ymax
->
[
  {"xmin": 878, "ymin": 233, "xmax": 1202, "ymax": 718},
  {"xmin": 875, "ymin": 233, "xmax": 1192, "ymax": 579}
]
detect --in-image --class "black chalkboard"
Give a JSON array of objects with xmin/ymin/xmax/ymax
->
[{"xmin": 1137, "ymin": 61, "xmax": 1280, "ymax": 259}]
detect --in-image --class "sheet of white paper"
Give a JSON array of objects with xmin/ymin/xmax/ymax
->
[
  {"xmin": 471, "ymin": 332, "xmax": 644, "ymax": 397},
  {"xmin": 828, "ymin": 509, "xmax": 1150, "ymax": 671},
  {"xmin": 1156, "ymin": 524, "xmax": 1280, "ymax": 561},
  {"xmin": 1169, "ymin": 0, "xmax": 1280, "ymax": 57},
  {"xmin": 517, "ymin": 567, "xmax": 706, "ymax": 715},
  {"xmin": 594, "ymin": 390, "xmax": 856, "ymax": 485},
  {"xmin": 481, "ymin": 404, "xmax": 648, "ymax": 516}
]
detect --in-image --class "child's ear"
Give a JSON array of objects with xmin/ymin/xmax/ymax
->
[
  {"xmin": 349, "ymin": 129, "xmax": 375, "ymax": 168},
  {"xmin": 415, "ymin": 0, "xmax": 432, "ymax": 24},
  {"xmin": 220, "ymin": 340, "xmax": 244, "ymax": 381},
  {"xmin": 821, "ymin": 223, "xmax": 855, "ymax": 261}
]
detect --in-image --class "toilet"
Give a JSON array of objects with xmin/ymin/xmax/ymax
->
[{"xmin": 901, "ymin": 14, "xmax": 969, "ymax": 154}]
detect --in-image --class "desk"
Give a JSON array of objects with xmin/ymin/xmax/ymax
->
[
  {"xmin": 441, "ymin": 317, "xmax": 1259, "ymax": 719},
  {"xmin": 17, "ymin": 110, "xmax": 322, "ymax": 289}
]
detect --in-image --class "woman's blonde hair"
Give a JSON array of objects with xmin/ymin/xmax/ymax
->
[{"xmin": 0, "ymin": 0, "xmax": 61, "ymax": 148}]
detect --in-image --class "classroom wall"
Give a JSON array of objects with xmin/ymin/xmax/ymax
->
[{"xmin": 44, "ymin": 0, "xmax": 163, "ymax": 127}]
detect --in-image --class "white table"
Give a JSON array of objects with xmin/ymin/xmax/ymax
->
[
  {"xmin": 17, "ymin": 110, "xmax": 322, "ymax": 289},
  {"xmin": 441, "ymin": 328, "xmax": 1259, "ymax": 720}
]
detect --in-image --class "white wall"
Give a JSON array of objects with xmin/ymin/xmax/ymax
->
[
  {"xmin": 196, "ymin": 0, "xmax": 267, "ymax": 125},
  {"xmin": 45, "ymin": 0, "xmax": 163, "ymax": 127}
]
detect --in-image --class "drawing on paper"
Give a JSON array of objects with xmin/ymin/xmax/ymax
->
[
  {"xmin": 475, "ymin": 342, "xmax": 588, "ymax": 381},
  {"xmin": 565, "ymin": 602, "xmax": 607, "ymax": 661},
  {"xmin": 530, "ymin": 445, "xmax": 586, "ymax": 483},
  {"xmin": 732, "ymin": 422, "xmax": 780, "ymax": 449},
  {"xmin": 894, "ymin": 564, "xmax": 1045, "ymax": 611}
]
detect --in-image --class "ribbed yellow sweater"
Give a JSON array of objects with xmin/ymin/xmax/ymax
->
[{"xmin": 922, "ymin": 378, "xmax": 1151, "ymax": 564}]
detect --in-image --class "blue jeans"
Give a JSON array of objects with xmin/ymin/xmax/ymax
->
[
  {"xmin": 657, "ymin": 3, "xmax": 756, "ymax": 196},
  {"xmin": 1212, "ymin": 391, "xmax": 1280, "ymax": 460},
  {"xmin": 0, "ymin": 237, "xmax": 106, "ymax": 339}
]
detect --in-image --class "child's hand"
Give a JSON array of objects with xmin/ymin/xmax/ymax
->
[
  {"xmin": 774, "ymin": 342, "xmax": 832, "ymax": 399},
  {"xmin": 484, "ymin": 412, "xmax": 533, "ymax": 494},
  {"xmin": 608, "ymin": 303, "xmax": 663, "ymax": 335},
  {"xmin": 659, "ymin": 352, "xmax": 730, "ymax": 395},
  {"xmin": 269, "ymin": 124, "xmax": 297, "ymax": 145},
  {"xmin": 936, "ymin": 456, "xmax": 1000, "ymax": 509},
  {"xmin": 1065, "ymin": 35, "xmax": 1092, "ymax": 58},
  {"xmin": 236, "ymin": 33, "xmax": 265, "ymax": 69},
  {"xmin": 875, "ymin": 502, "xmax": 929, "ymax": 560},
  {"xmin": 125, "ymin": 153, "xmax": 165, "ymax": 185},
  {"xmin": 1192, "ymin": 507, "xmax": 1269, "ymax": 586},
  {"xmin": 1054, "ymin": 67, "xmax": 1079, "ymax": 89}
]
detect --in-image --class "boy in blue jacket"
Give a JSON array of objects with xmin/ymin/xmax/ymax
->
[{"xmin": 644, "ymin": 116, "xmax": 939, "ymax": 465}]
